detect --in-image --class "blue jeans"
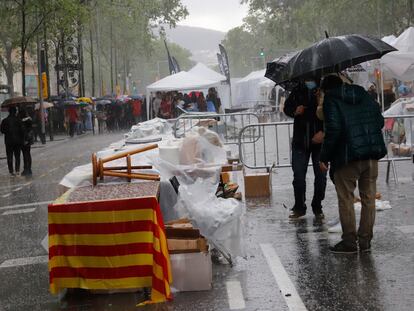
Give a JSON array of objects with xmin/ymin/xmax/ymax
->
[{"xmin": 291, "ymin": 144, "xmax": 327, "ymax": 214}]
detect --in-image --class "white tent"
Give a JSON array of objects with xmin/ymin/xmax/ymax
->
[
  {"xmin": 382, "ymin": 35, "xmax": 397, "ymax": 46},
  {"xmin": 234, "ymin": 69, "xmax": 274, "ymax": 107},
  {"xmin": 146, "ymin": 71, "xmax": 218, "ymax": 92},
  {"xmin": 381, "ymin": 27, "xmax": 414, "ymax": 80},
  {"xmin": 146, "ymin": 71, "xmax": 219, "ymax": 119},
  {"xmin": 188, "ymin": 63, "xmax": 231, "ymax": 110},
  {"xmin": 188, "ymin": 63, "xmax": 226, "ymax": 82}
]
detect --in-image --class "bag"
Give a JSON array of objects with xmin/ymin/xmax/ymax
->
[{"xmin": 391, "ymin": 119, "xmax": 405, "ymax": 144}]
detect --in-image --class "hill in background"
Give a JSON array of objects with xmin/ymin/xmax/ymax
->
[{"xmin": 163, "ymin": 25, "xmax": 225, "ymax": 66}]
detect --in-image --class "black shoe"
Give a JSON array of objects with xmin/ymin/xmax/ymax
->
[
  {"xmin": 359, "ymin": 241, "xmax": 371, "ymax": 253},
  {"xmin": 289, "ymin": 210, "xmax": 306, "ymax": 219},
  {"xmin": 314, "ymin": 212, "xmax": 325, "ymax": 220},
  {"xmin": 329, "ymin": 241, "xmax": 357, "ymax": 254}
]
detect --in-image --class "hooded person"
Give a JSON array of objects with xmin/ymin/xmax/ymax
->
[
  {"xmin": 283, "ymin": 77, "xmax": 327, "ymax": 220},
  {"xmin": 0, "ymin": 106, "xmax": 24, "ymax": 176},
  {"xmin": 319, "ymin": 75, "xmax": 386, "ymax": 254},
  {"xmin": 18, "ymin": 108, "xmax": 34, "ymax": 176}
]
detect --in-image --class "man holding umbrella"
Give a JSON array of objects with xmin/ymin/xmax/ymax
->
[{"xmin": 284, "ymin": 78, "xmax": 327, "ymax": 219}]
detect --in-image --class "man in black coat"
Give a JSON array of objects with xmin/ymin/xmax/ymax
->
[
  {"xmin": 1, "ymin": 106, "xmax": 24, "ymax": 176},
  {"xmin": 283, "ymin": 78, "xmax": 327, "ymax": 219}
]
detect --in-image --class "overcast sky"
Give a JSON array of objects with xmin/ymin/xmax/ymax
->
[{"xmin": 178, "ymin": 0, "xmax": 249, "ymax": 32}]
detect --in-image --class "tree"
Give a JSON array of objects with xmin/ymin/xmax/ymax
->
[{"xmin": 223, "ymin": 0, "xmax": 414, "ymax": 76}]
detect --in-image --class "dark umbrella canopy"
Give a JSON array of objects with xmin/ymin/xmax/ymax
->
[
  {"xmin": 1, "ymin": 96, "xmax": 37, "ymax": 108},
  {"xmin": 266, "ymin": 34, "xmax": 397, "ymax": 86}
]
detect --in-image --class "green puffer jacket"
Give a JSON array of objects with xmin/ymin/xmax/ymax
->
[{"xmin": 320, "ymin": 84, "xmax": 387, "ymax": 169}]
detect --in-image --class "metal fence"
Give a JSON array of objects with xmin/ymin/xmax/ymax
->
[
  {"xmin": 173, "ymin": 112, "xmax": 261, "ymax": 145},
  {"xmin": 238, "ymin": 114, "xmax": 414, "ymax": 182}
]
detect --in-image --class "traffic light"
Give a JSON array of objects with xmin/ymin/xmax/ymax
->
[{"xmin": 260, "ymin": 48, "xmax": 265, "ymax": 57}]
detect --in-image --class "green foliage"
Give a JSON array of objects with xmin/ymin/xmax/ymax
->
[{"xmin": 225, "ymin": 0, "xmax": 414, "ymax": 76}]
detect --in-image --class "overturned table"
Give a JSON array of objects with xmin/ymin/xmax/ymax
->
[{"xmin": 48, "ymin": 181, "xmax": 172, "ymax": 304}]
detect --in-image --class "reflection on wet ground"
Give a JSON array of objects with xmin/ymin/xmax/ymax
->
[{"xmin": 0, "ymin": 132, "xmax": 413, "ymax": 310}]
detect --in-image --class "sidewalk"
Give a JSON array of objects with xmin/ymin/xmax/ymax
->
[{"xmin": 0, "ymin": 132, "xmax": 90, "ymax": 160}]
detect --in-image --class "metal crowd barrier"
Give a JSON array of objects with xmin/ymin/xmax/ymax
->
[
  {"xmin": 238, "ymin": 114, "xmax": 414, "ymax": 183},
  {"xmin": 173, "ymin": 112, "xmax": 261, "ymax": 145}
]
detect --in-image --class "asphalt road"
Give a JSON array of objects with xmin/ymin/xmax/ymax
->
[{"xmin": 0, "ymin": 132, "xmax": 413, "ymax": 311}]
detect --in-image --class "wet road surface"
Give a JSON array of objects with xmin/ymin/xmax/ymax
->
[{"xmin": 0, "ymin": 132, "xmax": 413, "ymax": 310}]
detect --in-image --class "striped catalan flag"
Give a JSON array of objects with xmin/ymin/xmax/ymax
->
[{"xmin": 48, "ymin": 196, "xmax": 172, "ymax": 304}]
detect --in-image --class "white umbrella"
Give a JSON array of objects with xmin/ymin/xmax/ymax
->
[{"xmin": 35, "ymin": 102, "xmax": 54, "ymax": 110}]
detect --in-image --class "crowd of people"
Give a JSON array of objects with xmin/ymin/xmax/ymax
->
[
  {"xmin": 151, "ymin": 87, "xmax": 222, "ymax": 119},
  {"xmin": 1, "ymin": 106, "xmax": 34, "ymax": 176}
]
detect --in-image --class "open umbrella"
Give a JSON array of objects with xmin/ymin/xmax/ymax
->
[
  {"xmin": 266, "ymin": 34, "xmax": 397, "ymax": 86},
  {"xmin": 95, "ymin": 99, "xmax": 112, "ymax": 106},
  {"xmin": 1, "ymin": 96, "xmax": 37, "ymax": 109},
  {"xmin": 76, "ymin": 97, "xmax": 94, "ymax": 104},
  {"xmin": 35, "ymin": 102, "xmax": 54, "ymax": 110}
]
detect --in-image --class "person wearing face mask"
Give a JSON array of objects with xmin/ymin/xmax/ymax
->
[{"xmin": 283, "ymin": 78, "xmax": 327, "ymax": 220}]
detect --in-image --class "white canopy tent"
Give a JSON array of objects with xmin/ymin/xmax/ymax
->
[
  {"xmin": 146, "ymin": 71, "xmax": 219, "ymax": 119},
  {"xmin": 188, "ymin": 63, "xmax": 231, "ymax": 110},
  {"xmin": 234, "ymin": 69, "xmax": 274, "ymax": 107},
  {"xmin": 381, "ymin": 27, "xmax": 414, "ymax": 81},
  {"xmin": 382, "ymin": 35, "xmax": 397, "ymax": 46},
  {"xmin": 188, "ymin": 63, "xmax": 226, "ymax": 82}
]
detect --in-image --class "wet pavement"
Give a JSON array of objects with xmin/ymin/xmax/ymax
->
[{"xmin": 0, "ymin": 132, "xmax": 413, "ymax": 310}]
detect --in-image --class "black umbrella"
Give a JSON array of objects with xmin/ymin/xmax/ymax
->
[
  {"xmin": 1, "ymin": 96, "xmax": 37, "ymax": 109},
  {"xmin": 266, "ymin": 34, "xmax": 397, "ymax": 86}
]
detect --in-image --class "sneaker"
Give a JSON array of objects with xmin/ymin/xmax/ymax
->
[
  {"xmin": 10, "ymin": 172, "xmax": 16, "ymax": 177},
  {"xmin": 329, "ymin": 241, "xmax": 357, "ymax": 254},
  {"xmin": 359, "ymin": 241, "xmax": 371, "ymax": 253},
  {"xmin": 289, "ymin": 210, "xmax": 306, "ymax": 219}
]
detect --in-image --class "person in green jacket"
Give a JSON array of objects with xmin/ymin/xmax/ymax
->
[{"xmin": 319, "ymin": 75, "xmax": 387, "ymax": 254}]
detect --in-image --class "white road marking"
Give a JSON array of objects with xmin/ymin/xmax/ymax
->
[
  {"xmin": 2, "ymin": 193, "xmax": 11, "ymax": 198},
  {"xmin": 260, "ymin": 243, "xmax": 307, "ymax": 311},
  {"xmin": 226, "ymin": 280, "xmax": 246, "ymax": 310},
  {"xmin": 12, "ymin": 187, "xmax": 22, "ymax": 192},
  {"xmin": 396, "ymin": 225, "xmax": 414, "ymax": 234},
  {"xmin": 41, "ymin": 234, "xmax": 48, "ymax": 253},
  {"xmin": 2, "ymin": 207, "xmax": 36, "ymax": 216},
  {"xmin": 0, "ymin": 200, "xmax": 53, "ymax": 211},
  {"xmin": 0, "ymin": 255, "xmax": 48, "ymax": 268}
]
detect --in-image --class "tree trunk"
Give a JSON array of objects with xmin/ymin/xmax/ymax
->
[
  {"xmin": 5, "ymin": 48, "xmax": 15, "ymax": 97},
  {"xmin": 21, "ymin": 0, "xmax": 26, "ymax": 96},
  {"xmin": 89, "ymin": 25, "xmax": 95, "ymax": 97}
]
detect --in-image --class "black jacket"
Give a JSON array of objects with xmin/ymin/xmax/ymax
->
[
  {"xmin": 320, "ymin": 84, "xmax": 387, "ymax": 169},
  {"xmin": 284, "ymin": 85, "xmax": 324, "ymax": 149},
  {"xmin": 1, "ymin": 114, "xmax": 24, "ymax": 146}
]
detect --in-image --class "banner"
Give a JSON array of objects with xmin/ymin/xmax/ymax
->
[
  {"xmin": 37, "ymin": 50, "xmax": 48, "ymax": 99},
  {"xmin": 219, "ymin": 44, "xmax": 231, "ymax": 82},
  {"xmin": 164, "ymin": 40, "xmax": 177, "ymax": 75},
  {"xmin": 172, "ymin": 56, "xmax": 181, "ymax": 73},
  {"xmin": 217, "ymin": 53, "xmax": 225, "ymax": 76}
]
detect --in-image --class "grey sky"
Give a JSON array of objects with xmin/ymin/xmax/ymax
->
[{"xmin": 178, "ymin": 0, "xmax": 248, "ymax": 32}]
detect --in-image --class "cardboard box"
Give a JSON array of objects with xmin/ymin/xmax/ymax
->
[
  {"xmin": 167, "ymin": 237, "xmax": 208, "ymax": 253},
  {"xmin": 244, "ymin": 172, "xmax": 272, "ymax": 197},
  {"xmin": 170, "ymin": 252, "xmax": 212, "ymax": 292}
]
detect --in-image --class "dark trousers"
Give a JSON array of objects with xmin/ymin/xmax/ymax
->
[
  {"xmin": 291, "ymin": 144, "xmax": 327, "ymax": 213},
  {"xmin": 69, "ymin": 122, "xmax": 76, "ymax": 137},
  {"xmin": 6, "ymin": 144, "xmax": 21, "ymax": 174},
  {"xmin": 22, "ymin": 144, "xmax": 32, "ymax": 173}
]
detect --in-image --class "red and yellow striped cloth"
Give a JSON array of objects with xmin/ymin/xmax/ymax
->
[{"xmin": 48, "ymin": 196, "xmax": 172, "ymax": 304}]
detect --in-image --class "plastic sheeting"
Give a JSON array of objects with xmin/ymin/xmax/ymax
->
[
  {"xmin": 173, "ymin": 179, "xmax": 245, "ymax": 258},
  {"xmin": 384, "ymin": 97, "xmax": 414, "ymax": 146}
]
